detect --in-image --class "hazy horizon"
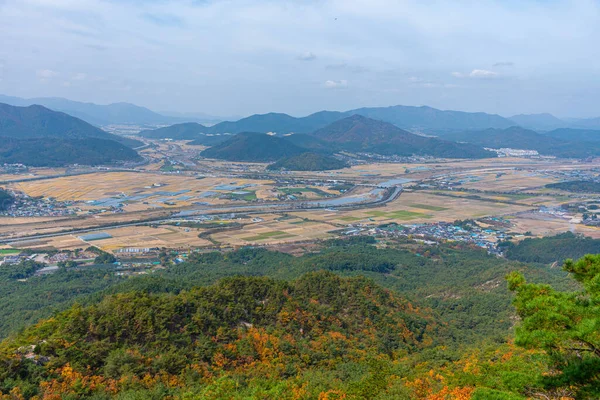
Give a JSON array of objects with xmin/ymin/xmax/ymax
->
[{"xmin": 1, "ymin": 0, "xmax": 599, "ymax": 118}]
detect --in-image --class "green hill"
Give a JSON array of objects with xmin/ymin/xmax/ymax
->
[
  {"xmin": 502, "ymin": 232, "xmax": 600, "ymax": 264},
  {"xmin": 0, "ymin": 189, "xmax": 14, "ymax": 211},
  {"xmin": 545, "ymin": 128, "xmax": 600, "ymax": 142},
  {"xmin": 0, "ymin": 271, "xmax": 436, "ymax": 398},
  {"xmin": 140, "ymin": 122, "xmax": 209, "ymax": 140},
  {"xmin": 0, "ymin": 238, "xmax": 582, "ymax": 399},
  {"xmin": 200, "ymin": 132, "xmax": 305, "ymax": 162},
  {"xmin": 0, "ymin": 137, "xmax": 142, "ymax": 167},
  {"xmin": 284, "ymin": 133, "xmax": 337, "ymax": 154},
  {"xmin": 267, "ymin": 152, "xmax": 348, "ymax": 171},
  {"xmin": 139, "ymin": 122, "xmax": 230, "ymax": 145},
  {"xmin": 443, "ymin": 126, "xmax": 600, "ymax": 158},
  {"xmin": 0, "ymin": 103, "xmax": 142, "ymax": 148},
  {"xmin": 312, "ymin": 115, "xmax": 495, "ymax": 158},
  {"xmin": 187, "ymin": 134, "xmax": 231, "ymax": 146},
  {"xmin": 546, "ymin": 180, "xmax": 600, "ymax": 193}
]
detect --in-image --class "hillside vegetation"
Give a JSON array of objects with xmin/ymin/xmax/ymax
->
[
  {"xmin": 0, "ymin": 272, "xmax": 439, "ymax": 399},
  {"xmin": 200, "ymin": 132, "xmax": 305, "ymax": 162},
  {"xmin": 267, "ymin": 153, "xmax": 348, "ymax": 171},
  {"xmin": 140, "ymin": 122, "xmax": 210, "ymax": 140},
  {"xmin": 443, "ymin": 126, "xmax": 600, "ymax": 158},
  {"xmin": 312, "ymin": 115, "xmax": 495, "ymax": 159},
  {"xmin": 546, "ymin": 180, "xmax": 600, "ymax": 193},
  {"xmin": 198, "ymin": 116, "xmax": 495, "ymax": 163},
  {"xmin": 502, "ymin": 232, "xmax": 600, "ymax": 264},
  {"xmin": 0, "ymin": 239, "xmax": 573, "ymax": 343},
  {"xmin": 0, "ymin": 238, "xmax": 594, "ymax": 398},
  {"xmin": 0, "ymin": 103, "xmax": 142, "ymax": 148},
  {"xmin": 0, "ymin": 137, "xmax": 141, "ymax": 167},
  {"xmin": 545, "ymin": 128, "xmax": 600, "ymax": 142},
  {"xmin": 0, "ymin": 189, "xmax": 14, "ymax": 211},
  {"xmin": 1, "ymin": 244, "xmax": 595, "ymax": 398}
]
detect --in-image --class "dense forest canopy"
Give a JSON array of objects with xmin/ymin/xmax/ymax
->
[
  {"xmin": 0, "ymin": 189, "xmax": 14, "ymax": 211},
  {"xmin": 200, "ymin": 132, "xmax": 306, "ymax": 162},
  {"xmin": 267, "ymin": 153, "xmax": 348, "ymax": 171},
  {"xmin": 546, "ymin": 180, "xmax": 600, "ymax": 193},
  {"xmin": 0, "ymin": 238, "xmax": 596, "ymax": 398},
  {"xmin": 508, "ymin": 254, "xmax": 600, "ymax": 398},
  {"xmin": 0, "ymin": 251, "xmax": 594, "ymax": 399},
  {"xmin": 502, "ymin": 232, "xmax": 600, "ymax": 264},
  {"xmin": 0, "ymin": 103, "xmax": 142, "ymax": 148},
  {"xmin": 0, "ymin": 137, "xmax": 141, "ymax": 167}
]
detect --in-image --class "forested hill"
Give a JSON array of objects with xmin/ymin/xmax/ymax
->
[
  {"xmin": 139, "ymin": 122, "xmax": 209, "ymax": 140},
  {"xmin": 267, "ymin": 152, "xmax": 348, "ymax": 171},
  {"xmin": 200, "ymin": 132, "xmax": 306, "ymax": 162},
  {"xmin": 0, "ymin": 103, "xmax": 142, "ymax": 149},
  {"xmin": 544, "ymin": 128, "xmax": 600, "ymax": 142},
  {"xmin": 0, "ymin": 272, "xmax": 437, "ymax": 398},
  {"xmin": 0, "ymin": 189, "xmax": 14, "ymax": 211},
  {"xmin": 312, "ymin": 115, "xmax": 495, "ymax": 159},
  {"xmin": 443, "ymin": 126, "xmax": 600, "ymax": 158},
  {"xmin": 0, "ymin": 137, "xmax": 142, "ymax": 167},
  {"xmin": 0, "ymin": 238, "xmax": 592, "ymax": 398},
  {"xmin": 502, "ymin": 232, "xmax": 600, "ymax": 264}
]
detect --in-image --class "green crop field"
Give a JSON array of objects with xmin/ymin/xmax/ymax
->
[
  {"xmin": 367, "ymin": 210, "xmax": 431, "ymax": 220},
  {"xmin": 281, "ymin": 187, "xmax": 329, "ymax": 197},
  {"xmin": 339, "ymin": 216, "xmax": 363, "ymax": 222},
  {"xmin": 242, "ymin": 231, "xmax": 296, "ymax": 241},
  {"xmin": 0, "ymin": 249, "xmax": 20, "ymax": 255},
  {"xmin": 230, "ymin": 190, "xmax": 257, "ymax": 201},
  {"xmin": 408, "ymin": 203, "xmax": 449, "ymax": 211}
]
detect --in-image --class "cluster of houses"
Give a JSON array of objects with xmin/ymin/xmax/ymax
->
[
  {"xmin": 343, "ymin": 220, "xmax": 513, "ymax": 255},
  {"xmin": 0, "ymin": 191, "xmax": 78, "ymax": 218}
]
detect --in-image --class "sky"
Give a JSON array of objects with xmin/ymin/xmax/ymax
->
[{"xmin": 0, "ymin": 0, "xmax": 599, "ymax": 118}]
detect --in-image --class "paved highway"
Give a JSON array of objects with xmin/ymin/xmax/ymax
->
[{"xmin": 0, "ymin": 186, "xmax": 402, "ymax": 245}]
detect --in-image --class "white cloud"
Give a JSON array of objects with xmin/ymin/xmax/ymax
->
[
  {"xmin": 36, "ymin": 69, "xmax": 58, "ymax": 79},
  {"xmin": 2, "ymin": 0, "xmax": 600, "ymax": 116},
  {"xmin": 469, "ymin": 69, "xmax": 499, "ymax": 79},
  {"xmin": 452, "ymin": 69, "xmax": 499, "ymax": 79},
  {"xmin": 298, "ymin": 51, "xmax": 317, "ymax": 61},
  {"xmin": 72, "ymin": 72, "xmax": 87, "ymax": 80},
  {"xmin": 36, "ymin": 69, "xmax": 58, "ymax": 83},
  {"xmin": 324, "ymin": 79, "xmax": 348, "ymax": 89}
]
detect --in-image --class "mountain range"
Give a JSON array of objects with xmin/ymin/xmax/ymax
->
[
  {"xmin": 311, "ymin": 115, "xmax": 495, "ymax": 158},
  {"xmin": 142, "ymin": 107, "xmax": 600, "ymax": 139},
  {"xmin": 3, "ymin": 93, "xmax": 600, "ymax": 132},
  {"xmin": 142, "ymin": 106, "xmax": 517, "ymax": 138},
  {"xmin": 0, "ymin": 94, "xmax": 178, "ymax": 126},
  {"xmin": 508, "ymin": 113, "xmax": 567, "ymax": 130},
  {"xmin": 442, "ymin": 126, "xmax": 600, "ymax": 158},
  {"xmin": 0, "ymin": 94, "xmax": 232, "ymax": 126},
  {"xmin": 0, "ymin": 103, "xmax": 142, "ymax": 166},
  {"xmin": 200, "ymin": 116, "xmax": 495, "ymax": 163}
]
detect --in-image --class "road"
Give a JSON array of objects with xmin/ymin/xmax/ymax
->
[{"xmin": 0, "ymin": 186, "xmax": 402, "ymax": 245}]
